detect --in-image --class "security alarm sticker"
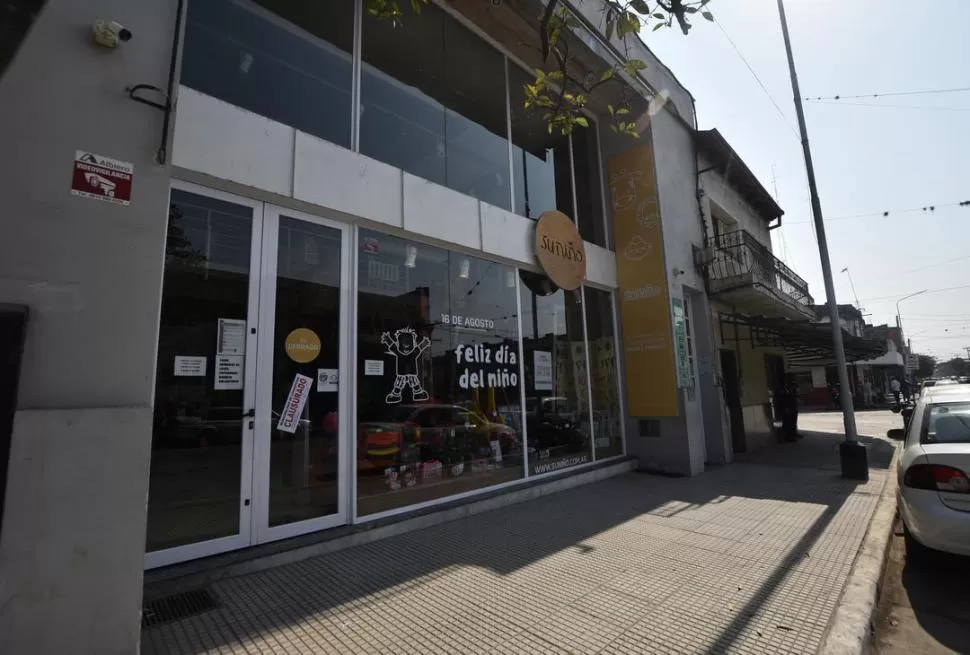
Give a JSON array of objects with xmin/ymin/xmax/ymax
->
[
  {"xmin": 71, "ymin": 151, "xmax": 133, "ymax": 205},
  {"xmin": 277, "ymin": 374, "xmax": 313, "ymax": 434}
]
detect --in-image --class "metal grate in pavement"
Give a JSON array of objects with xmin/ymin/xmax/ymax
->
[{"xmin": 142, "ymin": 588, "xmax": 219, "ymax": 628}]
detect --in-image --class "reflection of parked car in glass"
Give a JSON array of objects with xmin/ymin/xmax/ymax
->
[
  {"xmin": 156, "ymin": 406, "xmax": 243, "ymax": 448},
  {"xmin": 358, "ymin": 404, "xmax": 517, "ymax": 467},
  {"xmin": 525, "ymin": 396, "xmax": 587, "ymax": 453}
]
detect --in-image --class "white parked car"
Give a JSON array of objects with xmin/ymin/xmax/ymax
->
[{"xmin": 896, "ymin": 386, "xmax": 970, "ymax": 557}]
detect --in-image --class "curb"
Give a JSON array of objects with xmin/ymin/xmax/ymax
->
[{"xmin": 820, "ymin": 445, "xmax": 901, "ymax": 655}]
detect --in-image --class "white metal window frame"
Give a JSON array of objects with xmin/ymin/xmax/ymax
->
[
  {"xmin": 153, "ymin": 181, "xmax": 628, "ymax": 555},
  {"xmin": 145, "ymin": 181, "xmax": 264, "ymax": 570}
]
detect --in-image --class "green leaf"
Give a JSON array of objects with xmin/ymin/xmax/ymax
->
[
  {"xmin": 630, "ymin": 0, "xmax": 650, "ymax": 13},
  {"xmin": 599, "ymin": 68, "xmax": 616, "ymax": 82},
  {"xmin": 702, "ymin": 11, "xmax": 714, "ymax": 21},
  {"xmin": 653, "ymin": 13, "xmax": 666, "ymax": 19},
  {"xmin": 652, "ymin": 22, "xmax": 665, "ymax": 31},
  {"xmin": 574, "ymin": 116, "xmax": 589, "ymax": 128}
]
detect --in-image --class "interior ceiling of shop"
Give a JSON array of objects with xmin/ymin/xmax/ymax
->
[{"xmin": 448, "ymin": 0, "xmax": 647, "ymax": 117}]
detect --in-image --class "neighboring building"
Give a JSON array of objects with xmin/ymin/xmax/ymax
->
[
  {"xmin": 791, "ymin": 306, "xmax": 893, "ymax": 408},
  {"xmin": 696, "ymin": 129, "xmax": 816, "ymax": 456},
  {"xmin": 0, "ymin": 0, "xmax": 731, "ymax": 651}
]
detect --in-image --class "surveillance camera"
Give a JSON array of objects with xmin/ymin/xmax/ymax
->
[{"xmin": 93, "ymin": 20, "xmax": 132, "ymax": 48}]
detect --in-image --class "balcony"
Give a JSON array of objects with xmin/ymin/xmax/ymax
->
[{"xmin": 703, "ymin": 229, "xmax": 814, "ymax": 320}]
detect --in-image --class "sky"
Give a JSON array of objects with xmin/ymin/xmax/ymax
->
[{"xmin": 641, "ymin": 0, "xmax": 970, "ymax": 362}]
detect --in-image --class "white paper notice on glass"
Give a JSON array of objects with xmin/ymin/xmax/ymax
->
[
  {"xmin": 364, "ymin": 360, "xmax": 385, "ymax": 376},
  {"xmin": 217, "ymin": 318, "xmax": 247, "ymax": 355},
  {"xmin": 317, "ymin": 368, "xmax": 338, "ymax": 392},
  {"xmin": 534, "ymin": 351, "xmax": 553, "ymax": 391},
  {"xmin": 214, "ymin": 355, "xmax": 244, "ymax": 390},
  {"xmin": 174, "ymin": 356, "xmax": 207, "ymax": 377},
  {"xmin": 277, "ymin": 374, "xmax": 313, "ymax": 434}
]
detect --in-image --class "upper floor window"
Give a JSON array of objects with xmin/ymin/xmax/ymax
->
[
  {"xmin": 181, "ymin": 0, "xmax": 354, "ymax": 149},
  {"xmin": 360, "ymin": 3, "xmax": 511, "ymax": 210},
  {"xmin": 179, "ymin": 0, "xmax": 608, "ymax": 247}
]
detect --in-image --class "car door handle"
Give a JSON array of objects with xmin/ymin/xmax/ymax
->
[{"xmin": 242, "ymin": 408, "xmax": 255, "ymax": 418}]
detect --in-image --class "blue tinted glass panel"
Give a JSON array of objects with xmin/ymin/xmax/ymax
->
[
  {"xmin": 360, "ymin": 4, "xmax": 511, "ymax": 209},
  {"xmin": 181, "ymin": 0, "xmax": 353, "ymax": 149}
]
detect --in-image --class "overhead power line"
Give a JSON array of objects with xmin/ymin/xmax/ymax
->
[
  {"xmin": 805, "ymin": 86, "xmax": 970, "ymax": 101},
  {"xmin": 859, "ymin": 284, "xmax": 970, "ymax": 303},
  {"xmin": 807, "ymin": 99, "xmax": 970, "ymax": 113},
  {"xmin": 786, "ymin": 200, "xmax": 970, "ymax": 225},
  {"xmin": 714, "ymin": 19, "xmax": 800, "ymax": 139}
]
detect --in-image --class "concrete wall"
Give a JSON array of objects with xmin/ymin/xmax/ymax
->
[
  {"xmin": 599, "ymin": 91, "xmax": 713, "ymax": 476},
  {"xmin": 173, "ymin": 88, "xmax": 619, "ymax": 289},
  {"xmin": 698, "ymin": 153, "xmax": 773, "ymax": 248},
  {"xmin": 0, "ymin": 0, "xmax": 177, "ymax": 652}
]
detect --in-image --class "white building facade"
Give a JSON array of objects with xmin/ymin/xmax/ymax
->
[{"xmin": 0, "ymin": 1, "xmax": 740, "ymax": 651}]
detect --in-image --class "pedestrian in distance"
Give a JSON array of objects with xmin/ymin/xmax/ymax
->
[{"xmin": 890, "ymin": 377, "xmax": 901, "ymax": 405}]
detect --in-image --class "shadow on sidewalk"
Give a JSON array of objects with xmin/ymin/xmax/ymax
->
[{"xmin": 142, "ymin": 430, "xmax": 896, "ymax": 654}]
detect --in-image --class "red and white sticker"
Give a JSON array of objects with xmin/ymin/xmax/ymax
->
[
  {"xmin": 277, "ymin": 374, "xmax": 313, "ymax": 434},
  {"xmin": 71, "ymin": 150, "xmax": 133, "ymax": 205}
]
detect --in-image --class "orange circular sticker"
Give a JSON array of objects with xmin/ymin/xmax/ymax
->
[{"xmin": 284, "ymin": 328, "xmax": 321, "ymax": 363}]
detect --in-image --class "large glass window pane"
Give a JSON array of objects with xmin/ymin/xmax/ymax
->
[
  {"xmin": 509, "ymin": 65, "xmax": 574, "ymax": 220},
  {"xmin": 356, "ymin": 230, "xmax": 523, "ymax": 516},
  {"xmin": 181, "ymin": 0, "xmax": 354, "ymax": 149},
  {"xmin": 572, "ymin": 126, "xmax": 607, "ymax": 247},
  {"xmin": 519, "ymin": 272, "xmax": 591, "ymax": 474},
  {"xmin": 584, "ymin": 287, "xmax": 623, "ymax": 458},
  {"xmin": 268, "ymin": 217, "xmax": 342, "ymax": 527},
  {"xmin": 147, "ymin": 190, "xmax": 253, "ymax": 552},
  {"xmin": 360, "ymin": 4, "xmax": 511, "ymax": 209}
]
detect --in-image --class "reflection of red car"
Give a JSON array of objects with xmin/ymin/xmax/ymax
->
[{"xmin": 358, "ymin": 404, "xmax": 517, "ymax": 467}]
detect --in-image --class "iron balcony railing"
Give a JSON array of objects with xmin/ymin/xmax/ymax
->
[{"xmin": 705, "ymin": 229, "xmax": 813, "ymax": 308}]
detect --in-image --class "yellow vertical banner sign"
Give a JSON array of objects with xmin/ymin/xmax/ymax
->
[{"xmin": 608, "ymin": 142, "xmax": 678, "ymax": 417}]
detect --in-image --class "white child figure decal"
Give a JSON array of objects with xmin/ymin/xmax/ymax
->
[{"xmin": 380, "ymin": 327, "xmax": 430, "ymax": 404}]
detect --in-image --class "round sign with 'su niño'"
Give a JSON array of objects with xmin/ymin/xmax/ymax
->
[{"xmin": 535, "ymin": 210, "xmax": 586, "ymax": 291}]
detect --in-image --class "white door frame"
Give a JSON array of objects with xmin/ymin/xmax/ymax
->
[
  {"xmin": 252, "ymin": 204, "xmax": 352, "ymax": 544},
  {"xmin": 145, "ymin": 181, "xmax": 263, "ymax": 569}
]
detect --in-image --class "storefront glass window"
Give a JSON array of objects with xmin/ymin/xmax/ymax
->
[
  {"xmin": 519, "ymin": 272, "xmax": 591, "ymax": 474},
  {"xmin": 356, "ymin": 229, "xmax": 523, "ymax": 516},
  {"xmin": 360, "ymin": 4, "xmax": 512, "ymax": 210},
  {"xmin": 572, "ymin": 126, "xmax": 607, "ymax": 247},
  {"xmin": 181, "ymin": 0, "xmax": 354, "ymax": 149},
  {"xmin": 509, "ymin": 65, "xmax": 573, "ymax": 220},
  {"xmin": 147, "ymin": 190, "xmax": 254, "ymax": 552},
  {"xmin": 583, "ymin": 287, "xmax": 623, "ymax": 458}
]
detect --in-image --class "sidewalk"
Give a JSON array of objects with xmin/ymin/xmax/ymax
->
[{"xmin": 142, "ymin": 415, "xmax": 897, "ymax": 655}]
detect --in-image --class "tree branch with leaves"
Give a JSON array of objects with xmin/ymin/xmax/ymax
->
[{"xmin": 365, "ymin": 0, "xmax": 713, "ymax": 138}]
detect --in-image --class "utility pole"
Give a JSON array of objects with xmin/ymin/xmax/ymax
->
[
  {"xmin": 776, "ymin": 0, "xmax": 867, "ymax": 480},
  {"xmin": 964, "ymin": 346, "xmax": 970, "ymax": 361}
]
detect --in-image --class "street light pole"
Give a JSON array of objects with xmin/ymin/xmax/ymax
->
[
  {"xmin": 896, "ymin": 289, "xmax": 927, "ymax": 358},
  {"xmin": 776, "ymin": 0, "xmax": 867, "ymax": 480},
  {"xmin": 840, "ymin": 267, "xmax": 863, "ymax": 313}
]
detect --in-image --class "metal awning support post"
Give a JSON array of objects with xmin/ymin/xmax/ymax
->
[{"xmin": 777, "ymin": 0, "xmax": 867, "ymax": 480}]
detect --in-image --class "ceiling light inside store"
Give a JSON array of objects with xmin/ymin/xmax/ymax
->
[
  {"xmin": 405, "ymin": 245, "xmax": 417, "ymax": 268},
  {"xmin": 505, "ymin": 270, "xmax": 516, "ymax": 288},
  {"xmin": 459, "ymin": 259, "xmax": 470, "ymax": 279}
]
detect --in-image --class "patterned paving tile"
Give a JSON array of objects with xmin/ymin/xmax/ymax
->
[{"xmin": 142, "ymin": 421, "xmax": 897, "ymax": 655}]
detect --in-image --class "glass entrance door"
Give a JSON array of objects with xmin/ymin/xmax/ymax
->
[
  {"xmin": 252, "ymin": 206, "xmax": 350, "ymax": 543},
  {"xmin": 146, "ymin": 188, "xmax": 349, "ymax": 568},
  {"xmin": 146, "ymin": 184, "xmax": 262, "ymax": 568}
]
